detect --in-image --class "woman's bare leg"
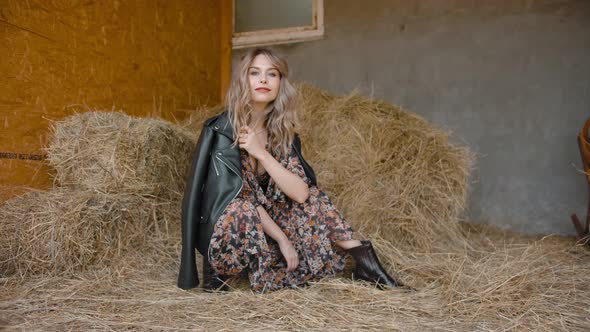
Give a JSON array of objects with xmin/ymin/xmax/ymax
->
[{"xmin": 334, "ymin": 239, "xmax": 362, "ymax": 250}]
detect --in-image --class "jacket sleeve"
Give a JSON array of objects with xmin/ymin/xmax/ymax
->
[
  {"xmin": 293, "ymin": 134, "xmax": 318, "ymax": 186},
  {"xmin": 177, "ymin": 125, "xmax": 214, "ymax": 290}
]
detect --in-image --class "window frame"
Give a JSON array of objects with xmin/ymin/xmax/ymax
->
[{"xmin": 232, "ymin": 0, "xmax": 324, "ymax": 49}]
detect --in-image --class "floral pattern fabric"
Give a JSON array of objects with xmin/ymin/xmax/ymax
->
[{"xmin": 208, "ymin": 143, "xmax": 360, "ymax": 293}]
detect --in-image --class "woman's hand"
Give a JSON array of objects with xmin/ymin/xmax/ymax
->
[
  {"xmin": 278, "ymin": 238, "xmax": 299, "ymax": 272},
  {"xmin": 256, "ymin": 206, "xmax": 299, "ymax": 272},
  {"xmin": 238, "ymin": 126, "xmax": 266, "ymax": 159}
]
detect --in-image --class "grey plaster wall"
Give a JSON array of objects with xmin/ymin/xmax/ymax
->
[{"xmin": 232, "ymin": 0, "xmax": 590, "ymax": 236}]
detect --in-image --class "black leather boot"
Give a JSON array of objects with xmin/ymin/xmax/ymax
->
[
  {"xmin": 346, "ymin": 240, "xmax": 402, "ymax": 289},
  {"xmin": 202, "ymin": 256, "xmax": 228, "ymax": 292}
]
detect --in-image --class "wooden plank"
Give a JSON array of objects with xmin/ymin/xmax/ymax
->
[
  {"xmin": 0, "ymin": 0, "xmax": 225, "ymax": 203},
  {"xmin": 220, "ymin": 0, "xmax": 233, "ymax": 101}
]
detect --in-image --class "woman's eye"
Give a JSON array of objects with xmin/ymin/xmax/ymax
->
[
  {"xmin": 250, "ymin": 71, "xmax": 259, "ymax": 76},
  {"xmin": 269, "ymin": 72, "xmax": 277, "ymax": 77}
]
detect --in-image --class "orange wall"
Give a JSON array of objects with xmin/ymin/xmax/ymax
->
[{"xmin": 0, "ymin": 0, "xmax": 231, "ymax": 202}]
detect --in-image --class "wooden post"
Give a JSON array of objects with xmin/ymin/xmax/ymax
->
[
  {"xmin": 219, "ymin": 0, "xmax": 233, "ymax": 103},
  {"xmin": 571, "ymin": 117, "xmax": 590, "ymax": 243}
]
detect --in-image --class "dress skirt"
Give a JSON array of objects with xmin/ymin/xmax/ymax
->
[{"xmin": 208, "ymin": 144, "xmax": 360, "ymax": 293}]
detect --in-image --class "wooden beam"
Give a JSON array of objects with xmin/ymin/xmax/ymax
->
[{"xmin": 220, "ymin": 0, "xmax": 233, "ymax": 103}]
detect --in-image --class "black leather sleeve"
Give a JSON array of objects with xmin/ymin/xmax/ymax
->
[
  {"xmin": 177, "ymin": 125, "xmax": 214, "ymax": 290},
  {"xmin": 293, "ymin": 134, "xmax": 318, "ymax": 186}
]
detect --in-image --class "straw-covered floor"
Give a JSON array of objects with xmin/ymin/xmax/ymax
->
[{"xmin": 1, "ymin": 85, "xmax": 589, "ymax": 331}]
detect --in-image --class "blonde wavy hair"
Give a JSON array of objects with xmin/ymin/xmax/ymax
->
[{"xmin": 224, "ymin": 47, "xmax": 299, "ymax": 159}]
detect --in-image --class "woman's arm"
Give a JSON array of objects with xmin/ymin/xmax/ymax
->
[
  {"xmin": 256, "ymin": 205, "xmax": 287, "ymax": 243},
  {"xmin": 257, "ymin": 150, "xmax": 310, "ymax": 204},
  {"xmin": 256, "ymin": 205, "xmax": 299, "ymax": 272},
  {"xmin": 238, "ymin": 126, "xmax": 310, "ymax": 204}
]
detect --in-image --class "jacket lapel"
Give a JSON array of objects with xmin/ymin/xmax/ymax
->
[
  {"xmin": 217, "ymin": 146, "xmax": 241, "ymax": 175},
  {"xmin": 208, "ymin": 111, "xmax": 241, "ymax": 173},
  {"xmin": 208, "ymin": 110, "xmax": 306, "ymax": 179}
]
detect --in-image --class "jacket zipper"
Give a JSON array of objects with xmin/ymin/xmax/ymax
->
[
  {"xmin": 215, "ymin": 154, "xmax": 243, "ymax": 202},
  {"xmin": 212, "ymin": 157, "xmax": 220, "ymax": 176}
]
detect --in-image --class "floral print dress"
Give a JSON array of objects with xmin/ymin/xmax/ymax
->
[{"xmin": 208, "ymin": 141, "xmax": 361, "ymax": 293}]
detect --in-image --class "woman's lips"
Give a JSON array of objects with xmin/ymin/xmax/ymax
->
[{"xmin": 255, "ymin": 88, "xmax": 271, "ymax": 92}]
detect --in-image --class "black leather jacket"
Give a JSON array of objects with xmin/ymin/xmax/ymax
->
[{"xmin": 177, "ymin": 110, "xmax": 318, "ymax": 289}]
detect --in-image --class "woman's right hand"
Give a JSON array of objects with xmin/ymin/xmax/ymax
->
[{"xmin": 278, "ymin": 238, "xmax": 299, "ymax": 272}]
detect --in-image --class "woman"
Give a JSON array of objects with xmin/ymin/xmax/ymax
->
[{"xmin": 178, "ymin": 48, "xmax": 401, "ymax": 293}]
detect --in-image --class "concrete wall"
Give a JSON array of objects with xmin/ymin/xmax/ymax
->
[
  {"xmin": 0, "ymin": 0, "xmax": 226, "ymax": 202},
  {"xmin": 233, "ymin": 0, "xmax": 590, "ymax": 235}
]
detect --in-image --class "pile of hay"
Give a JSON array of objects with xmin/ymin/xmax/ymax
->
[
  {"xmin": 1, "ymin": 86, "xmax": 589, "ymax": 331},
  {"xmin": 180, "ymin": 104, "xmax": 226, "ymax": 133},
  {"xmin": 1, "ymin": 232, "xmax": 588, "ymax": 331},
  {"xmin": 0, "ymin": 189, "xmax": 179, "ymax": 277},
  {"xmin": 296, "ymin": 83, "xmax": 473, "ymax": 251},
  {"xmin": 46, "ymin": 111, "xmax": 197, "ymax": 200},
  {"xmin": 1, "ymin": 110, "xmax": 195, "ymax": 279}
]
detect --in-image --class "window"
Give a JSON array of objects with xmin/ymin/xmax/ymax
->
[{"xmin": 232, "ymin": 0, "xmax": 324, "ymax": 49}]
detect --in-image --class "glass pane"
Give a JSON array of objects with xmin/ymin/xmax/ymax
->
[{"xmin": 235, "ymin": 0, "xmax": 313, "ymax": 33}]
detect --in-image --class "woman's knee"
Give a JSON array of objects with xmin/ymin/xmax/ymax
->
[
  {"xmin": 223, "ymin": 198, "xmax": 259, "ymax": 220},
  {"xmin": 217, "ymin": 198, "xmax": 263, "ymax": 235}
]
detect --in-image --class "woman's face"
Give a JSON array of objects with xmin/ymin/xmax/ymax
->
[{"xmin": 248, "ymin": 54, "xmax": 280, "ymax": 108}]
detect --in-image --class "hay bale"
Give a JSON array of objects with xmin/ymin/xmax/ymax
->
[
  {"xmin": 45, "ymin": 111, "xmax": 197, "ymax": 200},
  {"xmin": 1, "ymin": 110, "xmax": 196, "ymax": 278},
  {"xmin": 0, "ymin": 189, "xmax": 180, "ymax": 278},
  {"xmin": 295, "ymin": 83, "xmax": 474, "ymax": 250},
  {"xmin": 180, "ymin": 104, "xmax": 226, "ymax": 133}
]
